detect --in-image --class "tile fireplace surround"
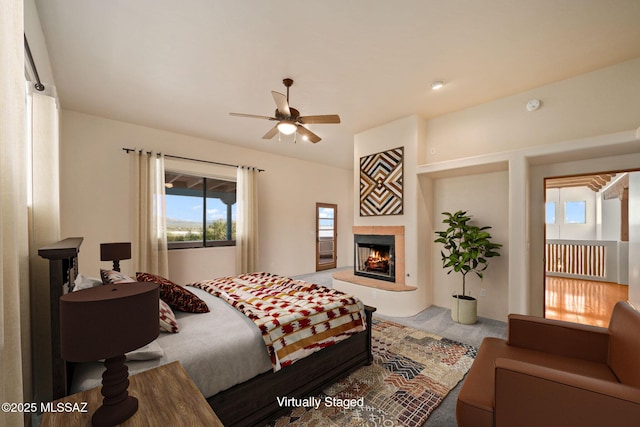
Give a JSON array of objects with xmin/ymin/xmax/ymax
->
[
  {"xmin": 332, "ymin": 225, "xmax": 415, "ymax": 291},
  {"xmin": 352, "ymin": 225, "xmax": 405, "ymax": 285},
  {"xmin": 333, "ymin": 225, "xmax": 416, "ymax": 316}
]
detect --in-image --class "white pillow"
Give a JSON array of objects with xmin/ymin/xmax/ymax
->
[
  {"xmin": 73, "ymin": 274, "xmax": 103, "ymax": 291},
  {"xmin": 125, "ymin": 340, "xmax": 164, "ymax": 361},
  {"xmin": 100, "ymin": 269, "xmax": 135, "ymax": 284}
]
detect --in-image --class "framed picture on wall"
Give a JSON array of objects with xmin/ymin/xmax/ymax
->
[{"xmin": 359, "ymin": 146, "xmax": 404, "ymax": 216}]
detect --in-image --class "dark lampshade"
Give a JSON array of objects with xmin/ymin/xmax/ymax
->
[
  {"xmin": 99, "ymin": 242, "xmax": 131, "ymax": 272},
  {"xmin": 60, "ymin": 282, "xmax": 159, "ymax": 426}
]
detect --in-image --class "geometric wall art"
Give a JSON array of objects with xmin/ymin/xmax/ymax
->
[{"xmin": 359, "ymin": 146, "xmax": 404, "ymax": 216}]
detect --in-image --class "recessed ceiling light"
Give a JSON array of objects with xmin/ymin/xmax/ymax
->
[{"xmin": 431, "ymin": 80, "xmax": 445, "ymax": 90}]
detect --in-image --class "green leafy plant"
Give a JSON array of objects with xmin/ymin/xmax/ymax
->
[{"xmin": 434, "ymin": 210, "xmax": 502, "ymax": 297}]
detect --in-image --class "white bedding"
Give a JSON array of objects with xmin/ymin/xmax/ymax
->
[{"xmin": 70, "ymin": 287, "xmax": 273, "ymax": 397}]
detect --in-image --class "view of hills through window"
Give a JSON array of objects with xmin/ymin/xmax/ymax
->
[{"xmin": 165, "ymin": 172, "xmax": 236, "ymax": 246}]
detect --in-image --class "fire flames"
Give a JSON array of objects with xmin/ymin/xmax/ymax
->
[{"xmin": 365, "ymin": 249, "xmax": 389, "ymax": 273}]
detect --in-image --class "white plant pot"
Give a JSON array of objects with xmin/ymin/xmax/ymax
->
[{"xmin": 451, "ymin": 295, "xmax": 477, "ymax": 324}]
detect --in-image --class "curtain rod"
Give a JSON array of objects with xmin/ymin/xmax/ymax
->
[
  {"xmin": 24, "ymin": 35, "xmax": 45, "ymax": 92},
  {"xmin": 122, "ymin": 148, "xmax": 265, "ymax": 172}
]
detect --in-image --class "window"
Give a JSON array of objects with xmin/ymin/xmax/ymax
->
[
  {"xmin": 564, "ymin": 201, "xmax": 586, "ymax": 224},
  {"xmin": 545, "ymin": 202, "xmax": 556, "ymax": 224},
  {"xmin": 165, "ymin": 172, "xmax": 236, "ymax": 249},
  {"xmin": 316, "ymin": 203, "xmax": 337, "ymax": 271}
]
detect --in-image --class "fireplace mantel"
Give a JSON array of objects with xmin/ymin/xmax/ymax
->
[{"xmin": 332, "ymin": 269, "xmax": 416, "ymax": 292}]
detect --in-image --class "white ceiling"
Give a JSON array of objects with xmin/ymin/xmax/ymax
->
[{"xmin": 34, "ymin": 0, "xmax": 640, "ymax": 170}]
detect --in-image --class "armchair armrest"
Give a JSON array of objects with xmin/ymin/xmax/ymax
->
[
  {"xmin": 495, "ymin": 358, "xmax": 640, "ymax": 427},
  {"xmin": 507, "ymin": 314, "xmax": 609, "ymax": 363}
]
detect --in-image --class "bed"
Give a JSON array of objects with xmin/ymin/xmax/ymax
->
[{"xmin": 40, "ymin": 238, "xmax": 375, "ymax": 427}]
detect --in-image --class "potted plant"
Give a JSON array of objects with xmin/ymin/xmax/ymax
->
[{"xmin": 434, "ymin": 210, "xmax": 502, "ymax": 324}]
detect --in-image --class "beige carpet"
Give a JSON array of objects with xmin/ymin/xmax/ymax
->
[{"xmin": 267, "ymin": 318, "xmax": 476, "ymax": 427}]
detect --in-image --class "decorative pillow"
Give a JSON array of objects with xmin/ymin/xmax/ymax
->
[
  {"xmin": 73, "ymin": 274, "xmax": 103, "ymax": 291},
  {"xmin": 125, "ymin": 340, "xmax": 164, "ymax": 360},
  {"xmin": 100, "ymin": 269, "xmax": 179, "ymax": 332},
  {"xmin": 159, "ymin": 299, "xmax": 179, "ymax": 333},
  {"xmin": 136, "ymin": 272, "xmax": 209, "ymax": 313},
  {"xmin": 100, "ymin": 269, "xmax": 134, "ymax": 284}
]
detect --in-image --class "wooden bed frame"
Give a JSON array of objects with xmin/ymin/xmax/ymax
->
[{"xmin": 40, "ymin": 237, "xmax": 376, "ymax": 427}]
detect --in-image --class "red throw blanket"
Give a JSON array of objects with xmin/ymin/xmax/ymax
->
[{"xmin": 189, "ymin": 272, "xmax": 366, "ymax": 371}]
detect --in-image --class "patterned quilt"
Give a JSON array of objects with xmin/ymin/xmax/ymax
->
[{"xmin": 189, "ymin": 272, "xmax": 367, "ymax": 371}]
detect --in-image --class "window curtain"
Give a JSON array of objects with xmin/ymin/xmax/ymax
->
[
  {"xmin": 131, "ymin": 150, "xmax": 169, "ymax": 277},
  {"xmin": 27, "ymin": 87, "xmax": 61, "ymax": 405},
  {"xmin": 236, "ymin": 166, "xmax": 259, "ymax": 274},
  {"xmin": 1, "ymin": 1, "xmax": 29, "ymax": 425}
]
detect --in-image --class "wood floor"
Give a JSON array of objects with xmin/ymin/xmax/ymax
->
[{"xmin": 545, "ymin": 276, "xmax": 629, "ymax": 327}]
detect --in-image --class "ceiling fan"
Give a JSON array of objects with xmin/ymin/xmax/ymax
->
[{"xmin": 230, "ymin": 78, "xmax": 340, "ymax": 143}]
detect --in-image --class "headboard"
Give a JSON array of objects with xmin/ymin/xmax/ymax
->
[{"xmin": 38, "ymin": 237, "xmax": 83, "ymax": 399}]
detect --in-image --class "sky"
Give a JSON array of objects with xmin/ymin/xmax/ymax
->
[
  {"xmin": 167, "ymin": 196, "xmax": 334, "ymax": 232},
  {"xmin": 318, "ymin": 206, "xmax": 335, "ymax": 238},
  {"xmin": 545, "ymin": 200, "xmax": 586, "ymax": 224},
  {"xmin": 166, "ymin": 195, "xmax": 236, "ymax": 223}
]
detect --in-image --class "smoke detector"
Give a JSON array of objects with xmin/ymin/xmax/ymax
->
[{"xmin": 526, "ymin": 99, "xmax": 541, "ymax": 111}]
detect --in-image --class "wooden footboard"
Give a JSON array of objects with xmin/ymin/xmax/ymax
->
[{"xmin": 208, "ymin": 305, "xmax": 376, "ymax": 427}]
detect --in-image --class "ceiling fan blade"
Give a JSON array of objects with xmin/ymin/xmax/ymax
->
[
  {"xmin": 298, "ymin": 114, "xmax": 341, "ymax": 124},
  {"xmin": 296, "ymin": 125, "xmax": 321, "ymax": 143},
  {"xmin": 262, "ymin": 126, "xmax": 279, "ymax": 139},
  {"xmin": 230, "ymin": 112, "xmax": 276, "ymax": 120},
  {"xmin": 271, "ymin": 91, "xmax": 291, "ymax": 117}
]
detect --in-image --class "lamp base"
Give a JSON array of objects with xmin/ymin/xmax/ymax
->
[
  {"xmin": 92, "ymin": 355, "xmax": 138, "ymax": 427},
  {"xmin": 92, "ymin": 396, "xmax": 138, "ymax": 427}
]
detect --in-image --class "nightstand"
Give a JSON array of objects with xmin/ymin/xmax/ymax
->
[{"xmin": 41, "ymin": 361, "xmax": 223, "ymax": 426}]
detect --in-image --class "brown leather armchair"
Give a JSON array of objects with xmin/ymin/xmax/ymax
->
[{"xmin": 457, "ymin": 301, "xmax": 640, "ymax": 427}]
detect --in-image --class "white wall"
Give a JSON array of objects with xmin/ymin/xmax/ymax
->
[
  {"xmin": 424, "ymin": 58, "xmax": 640, "ymax": 164},
  {"xmin": 432, "ymin": 171, "xmax": 510, "ymax": 320},
  {"xmin": 600, "ymin": 197, "xmax": 621, "ymax": 241},
  {"xmin": 352, "ymin": 115, "xmax": 431, "ymax": 315},
  {"xmin": 545, "ymin": 187, "xmax": 597, "ymax": 240},
  {"xmin": 59, "ymin": 110, "xmax": 353, "ymax": 283},
  {"xmin": 547, "ymin": 185, "xmax": 624, "ymax": 242}
]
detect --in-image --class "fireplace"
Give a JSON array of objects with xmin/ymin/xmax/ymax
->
[{"xmin": 354, "ymin": 234, "xmax": 395, "ymax": 283}]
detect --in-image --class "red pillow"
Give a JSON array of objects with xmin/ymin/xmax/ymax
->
[{"xmin": 136, "ymin": 272, "xmax": 209, "ymax": 313}]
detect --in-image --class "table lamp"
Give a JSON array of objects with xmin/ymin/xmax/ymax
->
[
  {"xmin": 60, "ymin": 282, "xmax": 159, "ymax": 427},
  {"xmin": 99, "ymin": 242, "xmax": 131, "ymax": 272}
]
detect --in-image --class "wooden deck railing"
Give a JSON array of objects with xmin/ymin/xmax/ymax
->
[{"xmin": 545, "ymin": 240, "xmax": 609, "ymax": 280}]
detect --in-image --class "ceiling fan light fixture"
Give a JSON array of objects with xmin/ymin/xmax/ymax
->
[
  {"xmin": 277, "ymin": 121, "xmax": 297, "ymax": 135},
  {"xmin": 231, "ymin": 78, "xmax": 338, "ymax": 143}
]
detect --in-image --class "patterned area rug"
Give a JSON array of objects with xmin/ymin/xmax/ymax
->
[{"xmin": 268, "ymin": 319, "xmax": 477, "ymax": 427}]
